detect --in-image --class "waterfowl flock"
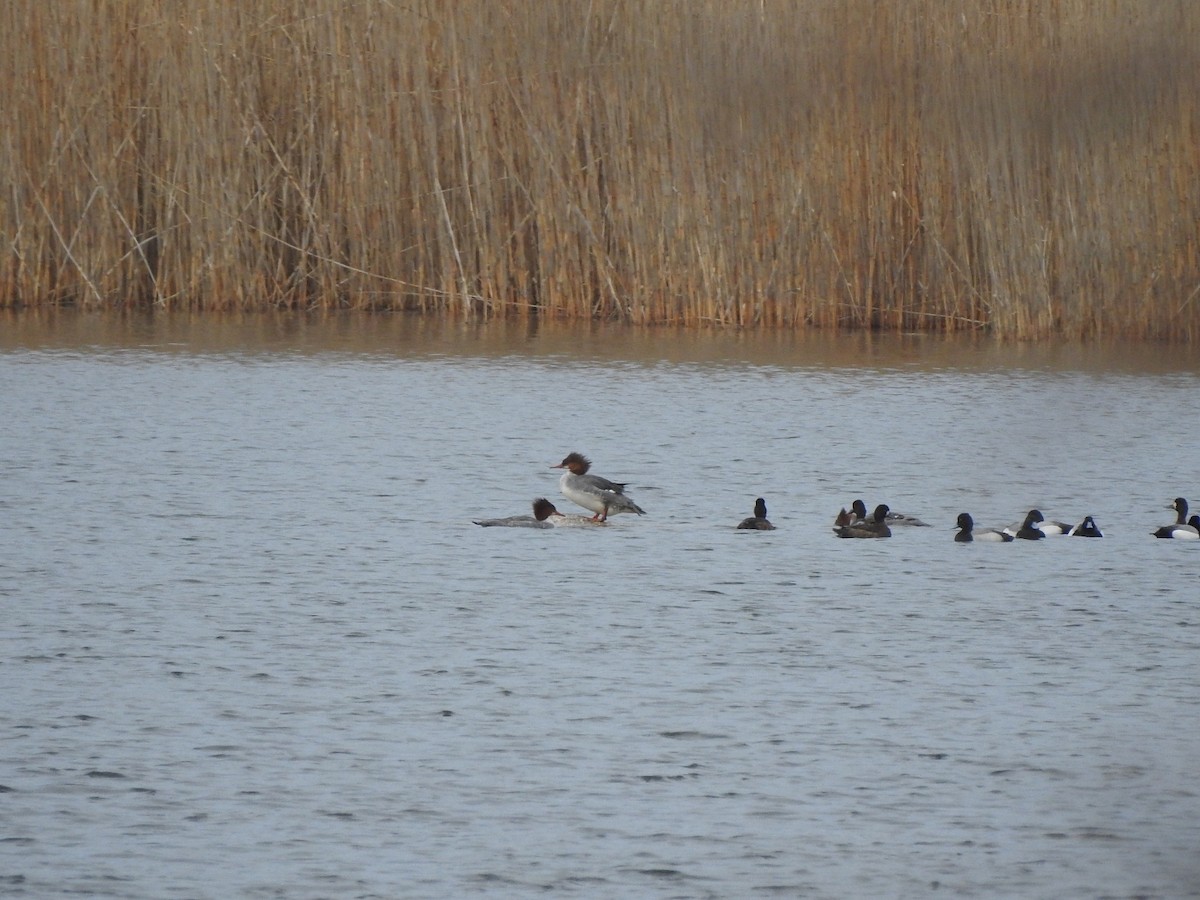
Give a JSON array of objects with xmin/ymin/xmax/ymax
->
[
  {"xmin": 834, "ymin": 504, "xmax": 893, "ymax": 539},
  {"xmin": 473, "ymin": 452, "xmax": 1197, "ymax": 543},
  {"xmin": 474, "ymin": 452, "xmax": 645, "ymax": 528},
  {"xmin": 836, "ymin": 498, "xmax": 929, "ymax": 529}
]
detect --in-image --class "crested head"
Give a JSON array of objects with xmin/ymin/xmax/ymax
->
[
  {"xmin": 956, "ymin": 512, "xmax": 973, "ymax": 529},
  {"xmin": 555, "ymin": 452, "xmax": 591, "ymax": 474},
  {"xmin": 1026, "ymin": 509, "xmax": 1044, "ymax": 524},
  {"xmin": 754, "ymin": 497, "xmax": 768, "ymax": 518},
  {"xmin": 532, "ymin": 497, "xmax": 559, "ymax": 520}
]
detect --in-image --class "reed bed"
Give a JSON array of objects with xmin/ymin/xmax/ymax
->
[{"xmin": 2, "ymin": 1, "xmax": 1198, "ymax": 339}]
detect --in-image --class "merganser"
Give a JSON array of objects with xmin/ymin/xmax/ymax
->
[
  {"xmin": 552, "ymin": 452, "xmax": 646, "ymax": 522},
  {"xmin": 1153, "ymin": 513, "xmax": 1200, "ymax": 539},
  {"xmin": 846, "ymin": 498, "xmax": 929, "ymax": 527},
  {"xmin": 737, "ymin": 498, "xmax": 776, "ymax": 530},
  {"xmin": 835, "ymin": 504, "xmax": 892, "ymax": 538},
  {"xmin": 1070, "ymin": 516, "xmax": 1103, "ymax": 537},
  {"xmin": 474, "ymin": 497, "xmax": 602, "ymax": 528},
  {"xmin": 474, "ymin": 497, "xmax": 558, "ymax": 528},
  {"xmin": 955, "ymin": 512, "xmax": 1014, "ymax": 542}
]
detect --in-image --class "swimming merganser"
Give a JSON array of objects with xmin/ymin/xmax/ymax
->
[
  {"xmin": 835, "ymin": 504, "xmax": 892, "ymax": 538},
  {"xmin": 474, "ymin": 497, "xmax": 602, "ymax": 528},
  {"xmin": 552, "ymin": 452, "xmax": 646, "ymax": 522},
  {"xmin": 1070, "ymin": 516, "xmax": 1103, "ymax": 537},
  {"xmin": 954, "ymin": 512, "xmax": 1014, "ymax": 542},
  {"xmin": 737, "ymin": 498, "xmax": 776, "ymax": 530},
  {"xmin": 474, "ymin": 497, "xmax": 558, "ymax": 528}
]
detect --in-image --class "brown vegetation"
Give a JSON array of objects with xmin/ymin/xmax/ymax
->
[{"xmin": 2, "ymin": 1, "xmax": 1198, "ymax": 338}]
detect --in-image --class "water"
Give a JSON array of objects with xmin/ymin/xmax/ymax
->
[{"xmin": 2, "ymin": 313, "xmax": 1199, "ymax": 899}]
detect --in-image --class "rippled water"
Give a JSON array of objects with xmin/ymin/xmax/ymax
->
[{"xmin": 2, "ymin": 314, "xmax": 1198, "ymax": 898}]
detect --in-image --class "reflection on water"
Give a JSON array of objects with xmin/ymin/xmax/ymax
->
[
  {"xmin": 2, "ymin": 312, "xmax": 1198, "ymax": 899},
  {"xmin": 3, "ymin": 308, "xmax": 1198, "ymax": 373}
]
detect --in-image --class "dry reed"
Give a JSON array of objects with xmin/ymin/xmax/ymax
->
[{"xmin": 1, "ymin": 0, "xmax": 1198, "ymax": 339}]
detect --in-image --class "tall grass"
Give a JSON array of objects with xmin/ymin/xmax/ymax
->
[{"xmin": 2, "ymin": 1, "xmax": 1198, "ymax": 338}]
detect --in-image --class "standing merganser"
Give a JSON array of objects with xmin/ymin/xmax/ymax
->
[
  {"xmin": 737, "ymin": 498, "xmax": 776, "ymax": 530},
  {"xmin": 955, "ymin": 512, "xmax": 1014, "ymax": 542},
  {"xmin": 835, "ymin": 504, "xmax": 892, "ymax": 538},
  {"xmin": 552, "ymin": 452, "xmax": 646, "ymax": 522},
  {"xmin": 474, "ymin": 497, "xmax": 603, "ymax": 528}
]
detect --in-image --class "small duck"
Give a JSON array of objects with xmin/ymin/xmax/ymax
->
[
  {"xmin": 552, "ymin": 452, "xmax": 646, "ymax": 522},
  {"xmin": 954, "ymin": 512, "xmax": 1014, "ymax": 543},
  {"xmin": 737, "ymin": 497, "xmax": 776, "ymax": 530},
  {"xmin": 1070, "ymin": 516, "xmax": 1103, "ymax": 538},
  {"xmin": 1001, "ymin": 509, "xmax": 1047, "ymax": 540},
  {"xmin": 835, "ymin": 504, "xmax": 892, "ymax": 538},
  {"xmin": 1152, "ymin": 514, "xmax": 1200, "ymax": 540},
  {"xmin": 845, "ymin": 498, "xmax": 929, "ymax": 527},
  {"xmin": 475, "ymin": 497, "xmax": 603, "ymax": 528}
]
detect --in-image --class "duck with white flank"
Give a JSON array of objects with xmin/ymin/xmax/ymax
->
[
  {"xmin": 737, "ymin": 498, "xmax": 776, "ymax": 530},
  {"xmin": 1165, "ymin": 498, "xmax": 1194, "ymax": 527},
  {"xmin": 474, "ymin": 497, "xmax": 603, "ymax": 528},
  {"xmin": 843, "ymin": 498, "xmax": 929, "ymax": 527},
  {"xmin": 1008, "ymin": 509, "xmax": 1047, "ymax": 540},
  {"xmin": 1034, "ymin": 513, "xmax": 1075, "ymax": 535},
  {"xmin": 552, "ymin": 452, "xmax": 646, "ymax": 522},
  {"xmin": 1070, "ymin": 516, "xmax": 1103, "ymax": 537},
  {"xmin": 835, "ymin": 504, "xmax": 892, "ymax": 538},
  {"xmin": 954, "ymin": 512, "xmax": 1014, "ymax": 543},
  {"xmin": 1153, "ymin": 499, "xmax": 1200, "ymax": 539},
  {"xmin": 1151, "ymin": 498, "xmax": 1197, "ymax": 538}
]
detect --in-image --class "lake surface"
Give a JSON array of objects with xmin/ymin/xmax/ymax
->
[{"xmin": 2, "ymin": 312, "xmax": 1198, "ymax": 899}]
